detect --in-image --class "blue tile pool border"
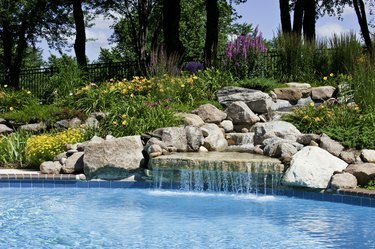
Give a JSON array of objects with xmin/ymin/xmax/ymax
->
[{"xmin": 0, "ymin": 178, "xmax": 374, "ymax": 208}]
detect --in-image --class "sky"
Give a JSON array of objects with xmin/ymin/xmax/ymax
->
[{"xmin": 40, "ymin": 0, "xmax": 370, "ymax": 62}]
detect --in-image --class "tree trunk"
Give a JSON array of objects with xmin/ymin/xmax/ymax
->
[
  {"xmin": 353, "ymin": 0, "xmax": 372, "ymax": 53},
  {"xmin": 204, "ymin": 0, "xmax": 219, "ymax": 67},
  {"xmin": 73, "ymin": 0, "xmax": 87, "ymax": 67},
  {"xmin": 279, "ymin": 0, "xmax": 291, "ymax": 34},
  {"xmin": 163, "ymin": 0, "xmax": 185, "ymax": 58},
  {"xmin": 1, "ymin": 19, "xmax": 13, "ymax": 85},
  {"xmin": 293, "ymin": 0, "xmax": 304, "ymax": 36},
  {"xmin": 303, "ymin": 0, "xmax": 316, "ymax": 42}
]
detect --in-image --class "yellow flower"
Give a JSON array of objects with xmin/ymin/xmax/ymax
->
[
  {"xmin": 180, "ymin": 84, "xmax": 185, "ymax": 88},
  {"xmin": 130, "ymin": 93, "xmax": 134, "ymax": 98},
  {"xmin": 121, "ymin": 120, "xmax": 127, "ymax": 126},
  {"xmin": 27, "ymin": 91, "xmax": 31, "ymax": 95},
  {"xmin": 9, "ymin": 107, "xmax": 14, "ymax": 111},
  {"xmin": 323, "ymin": 76, "xmax": 328, "ymax": 81},
  {"xmin": 309, "ymin": 102, "xmax": 315, "ymax": 107},
  {"xmin": 329, "ymin": 73, "xmax": 334, "ymax": 77},
  {"xmin": 112, "ymin": 121, "xmax": 118, "ymax": 126},
  {"xmin": 4, "ymin": 85, "xmax": 7, "ymax": 88},
  {"xmin": 303, "ymin": 115, "xmax": 309, "ymax": 119},
  {"xmin": 314, "ymin": 117, "xmax": 321, "ymax": 122}
]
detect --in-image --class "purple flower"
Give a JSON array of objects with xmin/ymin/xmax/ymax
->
[{"xmin": 185, "ymin": 61, "xmax": 204, "ymax": 74}]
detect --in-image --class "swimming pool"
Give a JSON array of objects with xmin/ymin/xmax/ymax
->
[{"xmin": 0, "ymin": 188, "xmax": 374, "ymax": 248}]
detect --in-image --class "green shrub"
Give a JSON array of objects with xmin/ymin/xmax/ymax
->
[
  {"xmin": 237, "ymin": 77, "xmax": 283, "ymax": 92},
  {"xmin": 0, "ymin": 88, "xmax": 39, "ymax": 113},
  {"xmin": 0, "ymin": 131, "xmax": 31, "ymax": 167},
  {"xmin": 25, "ymin": 128, "xmax": 86, "ymax": 167}
]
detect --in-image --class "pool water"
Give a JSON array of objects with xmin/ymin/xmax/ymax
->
[{"xmin": 0, "ymin": 188, "xmax": 374, "ymax": 249}]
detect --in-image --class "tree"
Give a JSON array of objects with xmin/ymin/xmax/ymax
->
[
  {"xmin": 204, "ymin": 0, "xmax": 219, "ymax": 66},
  {"xmin": 72, "ymin": 0, "xmax": 87, "ymax": 67},
  {"xmin": 279, "ymin": 0, "xmax": 292, "ymax": 33},
  {"xmin": 353, "ymin": 0, "xmax": 372, "ymax": 52},
  {"xmin": 163, "ymin": 0, "xmax": 185, "ymax": 58},
  {"xmin": 0, "ymin": 0, "xmax": 72, "ymax": 88}
]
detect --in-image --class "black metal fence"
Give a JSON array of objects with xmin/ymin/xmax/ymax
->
[{"xmin": 0, "ymin": 52, "xmax": 281, "ymax": 97}]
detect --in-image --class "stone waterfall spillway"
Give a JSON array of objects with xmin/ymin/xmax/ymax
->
[{"xmin": 149, "ymin": 152, "xmax": 284, "ymax": 194}]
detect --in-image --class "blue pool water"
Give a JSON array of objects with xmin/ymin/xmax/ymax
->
[{"xmin": 0, "ymin": 188, "xmax": 374, "ymax": 249}]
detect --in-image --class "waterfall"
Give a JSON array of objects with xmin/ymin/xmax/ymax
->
[{"xmin": 152, "ymin": 165, "xmax": 282, "ymax": 195}]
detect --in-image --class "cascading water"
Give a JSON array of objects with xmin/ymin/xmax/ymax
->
[{"xmin": 152, "ymin": 164, "xmax": 282, "ymax": 195}]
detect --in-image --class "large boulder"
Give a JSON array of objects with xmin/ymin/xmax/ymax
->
[
  {"xmin": 319, "ymin": 134, "xmax": 344, "ymax": 157},
  {"xmin": 62, "ymin": 152, "xmax": 84, "ymax": 174},
  {"xmin": 330, "ymin": 172, "xmax": 357, "ymax": 190},
  {"xmin": 153, "ymin": 127, "xmax": 188, "ymax": 152},
  {"xmin": 344, "ymin": 163, "xmax": 375, "ymax": 186},
  {"xmin": 0, "ymin": 124, "xmax": 12, "ymax": 134},
  {"xmin": 273, "ymin": 88, "xmax": 303, "ymax": 101},
  {"xmin": 283, "ymin": 146, "xmax": 348, "ymax": 188},
  {"xmin": 252, "ymin": 121, "xmax": 301, "ymax": 145},
  {"xmin": 217, "ymin": 86, "xmax": 272, "ymax": 114},
  {"xmin": 83, "ymin": 136, "xmax": 144, "ymax": 179},
  {"xmin": 179, "ymin": 113, "xmax": 205, "ymax": 127},
  {"xmin": 361, "ymin": 149, "xmax": 375, "ymax": 163},
  {"xmin": 185, "ymin": 126, "xmax": 203, "ymax": 152},
  {"xmin": 40, "ymin": 161, "xmax": 62, "ymax": 174},
  {"xmin": 19, "ymin": 122, "xmax": 47, "ymax": 132},
  {"xmin": 192, "ymin": 104, "xmax": 226, "ymax": 123},
  {"xmin": 311, "ymin": 86, "xmax": 335, "ymax": 101},
  {"xmin": 201, "ymin": 123, "xmax": 228, "ymax": 151},
  {"xmin": 225, "ymin": 101, "xmax": 260, "ymax": 125}
]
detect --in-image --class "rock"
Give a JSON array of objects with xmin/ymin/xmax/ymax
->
[
  {"xmin": 78, "ymin": 174, "xmax": 86, "ymax": 180},
  {"xmin": 285, "ymin": 82, "xmax": 312, "ymax": 89},
  {"xmin": 53, "ymin": 152, "xmax": 67, "ymax": 162},
  {"xmin": 179, "ymin": 113, "xmax": 205, "ymax": 127},
  {"xmin": 271, "ymin": 97, "xmax": 313, "ymax": 111},
  {"xmin": 106, "ymin": 135, "xmax": 115, "ymax": 140},
  {"xmin": 162, "ymin": 149, "xmax": 170, "ymax": 155},
  {"xmin": 201, "ymin": 123, "xmax": 228, "ymax": 151},
  {"xmin": 62, "ymin": 152, "xmax": 84, "ymax": 174},
  {"xmin": 201, "ymin": 128, "xmax": 209, "ymax": 137},
  {"xmin": 320, "ymin": 134, "xmax": 344, "ymax": 157},
  {"xmin": 252, "ymin": 121, "xmax": 301, "ymax": 145},
  {"xmin": 69, "ymin": 118, "xmax": 82, "ymax": 128},
  {"xmin": 19, "ymin": 122, "xmax": 47, "ymax": 132},
  {"xmin": 220, "ymin": 120, "xmax": 234, "ymax": 133},
  {"xmin": 361, "ymin": 149, "xmax": 375, "ymax": 163},
  {"xmin": 0, "ymin": 118, "xmax": 6, "ymax": 124},
  {"xmin": 149, "ymin": 151, "xmax": 162, "ymax": 158},
  {"xmin": 85, "ymin": 117, "xmax": 99, "ymax": 129},
  {"xmin": 147, "ymin": 144, "xmax": 163, "ymax": 154},
  {"xmin": 77, "ymin": 141, "xmax": 89, "ymax": 152},
  {"xmin": 185, "ymin": 126, "xmax": 203, "ymax": 152},
  {"xmin": 282, "ymin": 146, "xmax": 348, "ymax": 188},
  {"xmin": 66, "ymin": 149, "xmax": 78, "ymax": 157},
  {"xmin": 225, "ymin": 101, "xmax": 260, "ymax": 125},
  {"xmin": 330, "ymin": 172, "xmax": 357, "ymax": 190},
  {"xmin": 54, "ymin": 119, "xmax": 70, "ymax": 129},
  {"xmin": 199, "ymin": 146, "xmax": 209, "ymax": 152},
  {"xmin": 277, "ymin": 143, "xmax": 298, "ymax": 163},
  {"xmin": 0, "ymin": 124, "xmax": 12, "ymax": 134},
  {"xmin": 273, "ymin": 88, "xmax": 303, "ymax": 101},
  {"xmin": 263, "ymin": 137, "xmax": 302, "ymax": 157},
  {"xmin": 167, "ymin": 146, "xmax": 178, "ymax": 153},
  {"xmin": 340, "ymin": 150, "xmax": 362, "ymax": 164},
  {"xmin": 192, "ymin": 104, "xmax": 227, "ymax": 123},
  {"xmin": 311, "ymin": 86, "xmax": 336, "ymax": 101},
  {"xmin": 296, "ymin": 134, "xmax": 320, "ymax": 146},
  {"xmin": 146, "ymin": 137, "xmax": 168, "ymax": 151},
  {"xmin": 40, "ymin": 161, "xmax": 62, "ymax": 174},
  {"xmin": 310, "ymin": 140, "xmax": 319, "ymax": 147},
  {"xmin": 225, "ymin": 133, "xmax": 254, "ymax": 146},
  {"xmin": 269, "ymin": 91, "xmax": 277, "ymax": 102},
  {"xmin": 344, "ymin": 163, "xmax": 375, "ymax": 186},
  {"xmin": 83, "ymin": 136, "xmax": 144, "ymax": 180},
  {"xmin": 155, "ymin": 127, "xmax": 188, "ymax": 152},
  {"xmin": 217, "ymin": 86, "xmax": 272, "ymax": 114}
]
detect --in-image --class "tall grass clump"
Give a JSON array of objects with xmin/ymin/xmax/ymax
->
[
  {"xmin": 329, "ymin": 33, "xmax": 362, "ymax": 75},
  {"xmin": 0, "ymin": 131, "xmax": 31, "ymax": 167},
  {"xmin": 147, "ymin": 47, "xmax": 183, "ymax": 77}
]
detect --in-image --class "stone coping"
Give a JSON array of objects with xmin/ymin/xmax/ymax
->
[{"xmin": 0, "ymin": 169, "xmax": 78, "ymax": 180}]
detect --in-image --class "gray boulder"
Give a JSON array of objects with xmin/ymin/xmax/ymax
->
[
  {"xmin": 273, "ymin": 88, "xmax": 302, "ymax": 101},
  {"xmin": 225, "ymin": 101, "xmax": 260, "ymax": 125},
  {"xmin": 252, "ymin": 121, "xmax": 301, "ymax": 145},
  {"xmin": 146, "ymin": 137, "xmax": 168, "ymax": 151},
  {"xmin": 185, "ymin": 126, "xmax": 203, "ymax": 152},
  {"xmin": 19, "ymin": 122, "xmax": 47, "ymax": 132},
  {"xmin": 361, "ymin": 149, "xmax": 375, "ymax": 163},
  {"xmin": 344, "ymin": 163, "xmax": 375, "ymax": 186},
  {"xmin": 217, "ymin": 86, "xmax": 272, "ymax": 114},
  {"xmin": 40, "ymin": 161, "xmax": 62, "ymax": 174},
  {"xmin": 296, "ymin": 134, "xmax": 320, "ymax": 146},
  {"xmin": 0, "ymin": 124, "xmax": 12, "ymax": 134},
  {"xmin": 154, "ymin": 127, "xmax": 188, "ymax": 152},
  {"xmin": 330, "ymin": 172, "xmax": 357, "ymax": 190},
  {"xmin": 271, "ymin": 97, "xmax": 313, "ymax": 111},
  {"xmin": 62, "ymin": 152, "xmax": 84, "ymax": 174},
  {"xmin": 340, "ymin": 150, "xmax": 362, "ymax": 164},
  {"xmin": 201, "ymin": 123, "xmax": 228, "ymax": 151},
  {"xmin": 85, "ymin": 117, "xmax": 99, "ymax": 129},
  {"xmin": 192, "ymin": 104, "xmax": 226, "ymax": 123},
  {"xmin": 320, "ymin": 134, "xmax": 344, "ymax": 157},
  {"xmin": 0, "ymin": 118, "xmax": 6, "ymax": 124},
  {"xmin": 83, "ymin": 136, "xmax": 144, "ymax": 180},
  {"xmin": 179, "ymin": 113, "xmax": 205, "ymax": 127},
  {"xmin": 311, "ymin": 86, "xmax": 335, "ymax": 101},
  {"xmin": 263, "ymin": 137, "xmax": 302, "ymax": 158},
  {"xmin": 283, "ymin": 146, "xmax": 348, "ymax": 188},
  {"xmin": 220, "ymin": 120, "xmax": 234, "ymax": 133}
]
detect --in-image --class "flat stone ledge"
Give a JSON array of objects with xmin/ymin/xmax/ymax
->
[
  {"xmin": 0, "ymin": 169, "xmax": 78, "ymax": 180},
  {"xmin": 338, "ymin": 188, "xmax": 375, "ymax": 198}
]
